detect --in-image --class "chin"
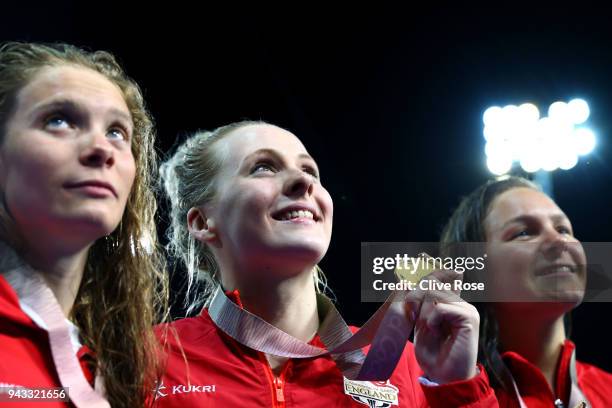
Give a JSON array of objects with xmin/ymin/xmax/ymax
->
[
  {"xmin": 255, "ymin": 242, "xmax": 326, "ymax": 269},
  {"xmin": 538, "ymin": 281, "xmax": 586, "ymax": 300},
  {"xmin": 508, "ymin": 297, "xmax": 581, "ymax": 320},
  {"xmin": 548, "ymin": 291, "xmax": 585, "ymax": 305},
  {"xmin": 63, "ymin": 210, "xmax": 122, "ymax": 240},
  {"xmin": 286, "ymin": 245, "xmax": 327, "ymax": 262},
  {"xmin": 534, "ymin": 291, "xmax": 584, "ymax": 315}
]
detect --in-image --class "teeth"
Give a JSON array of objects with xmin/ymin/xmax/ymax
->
[
  {"xmin": 545, "ymin": 265, "xmax": 575, "ymax": 274},
  {"xmin": 281, "ymin": 210, "xmax": 314, "ymax": 220}
]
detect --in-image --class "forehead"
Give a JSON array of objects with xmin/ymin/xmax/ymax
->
[
  {"xmin": 215, "ymin": 124, "xmax": 309, "ymax": 165},
  {"xmin": 14, "ymin": 65, "xmax": 129, "ymax": 118},
  {"xmin": 485, "ymin": 187, "xmax": 563, "ymax": 230}
]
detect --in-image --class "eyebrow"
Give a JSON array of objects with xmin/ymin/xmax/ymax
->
[
  {"xmin": 28, "ymin": 98, "xmax": 132, "ymax": 124},
  {"xmin": 241, "ymin": 148, "xmax": 318, "ymax": 168},
  {"xmin": 500, "ymin": 213, "xmax": 570, "ymax": 230}
]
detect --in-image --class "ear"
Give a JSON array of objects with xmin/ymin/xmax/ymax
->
[{"xmin": 187, "ymin": 206, "xmax": 218, "ymax": 244}]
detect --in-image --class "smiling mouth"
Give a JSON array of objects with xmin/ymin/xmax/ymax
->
[
  {"xmin": 536, "ymin": 264, "xmax": 578, "ymax": 276},
  {"xmin": 273, "ymin": 209, "xmax": 317, "ymax": 221}
]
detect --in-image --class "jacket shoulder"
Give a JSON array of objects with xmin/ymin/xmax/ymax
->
[{"xmin": 576, "ymin": 359, "xmax": 612, "ymax": 404}]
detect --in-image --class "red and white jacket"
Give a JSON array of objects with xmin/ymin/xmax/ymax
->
[
  {"xmin": 0, "ymin": 273, "xmax": 94, "ymax": 408},
  {"xmin": 493, "ymin": 340, "xmax": 612, "ymax": 407},
  {"xmin": 154, "ymin": 290, "xmax": 498, "ymax": 408}
]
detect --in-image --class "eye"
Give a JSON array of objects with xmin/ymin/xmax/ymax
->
[
  {"xmin": 251, "ymin": 161, "xmax": 276, "ymax": 174},
  {"xmin": 511, "ymin": 229, "xmax": 531, "ymax": 240},
  {"xmin": 44, "ymin": 114, "xmax": 73, "ymax": 131},
  {"xmin": 302, "ymin": 165, "xmax": 320, "ymax": 179},
  {"xmin": 107, "ymin": 125, "xmax": 130, "ymax": 142},
  {"xmin": 557, "ymin": 225, "xmax": 573, "ymax": 235}
]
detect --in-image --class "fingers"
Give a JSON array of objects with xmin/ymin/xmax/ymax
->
[
  {"xmin": 401, "ymin": 252, "xmax": 472, "ymax": 330},
  {"xmin": 408, "ymin": 255, "xmax": 480, "ymax": 384},
  {"xmin": 416, "ymin": 292, "xmax": 479, "ymax": 337},
  {"xmin": 401, "ymin": 288, "xmax": 423, "ymax": 327},
  {"xmin": 428, "ymin": 268, "xmax": 464, "ymax": 296},
  {"xmin": 404, "ymin": 284, "xmax": 477, "ymax": 338},
  {"xmin": 421, "ymin": 253, "xmax": 464, "ymax": 295}
]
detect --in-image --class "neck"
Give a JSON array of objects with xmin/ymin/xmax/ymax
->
[
  {"xmin": 496, "ymin": 304, "xmax": 567, "ymax": 390},
  {"xmin": 224, "ymin": 266, "xmax": 320, "ymax": 343},
  {"xmin": 21, "ymin": 241, "xmax": 90, "ymax": 317}
]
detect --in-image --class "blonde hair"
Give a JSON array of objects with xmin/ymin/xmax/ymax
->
[
  {"xmin": 160, "ymin": 120, "xmax": 330, "ymax": 314},
  {"xmin": 0, "ymin": 42, "xmax": 169, "ymax": 407}
]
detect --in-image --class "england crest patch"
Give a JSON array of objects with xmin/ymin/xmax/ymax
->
[{"xmin": 343, "ymin": 378, "xmax": 399, "ymax": 407}]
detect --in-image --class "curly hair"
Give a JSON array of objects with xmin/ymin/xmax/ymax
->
[{"xmin": 0, "ymin": 41, "xmax": 169, "ymax": 407}]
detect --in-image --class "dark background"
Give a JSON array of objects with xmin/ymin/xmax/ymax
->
[{"xmin": 4, "ymin": 5, "xmax": 611, "ymax": 370}]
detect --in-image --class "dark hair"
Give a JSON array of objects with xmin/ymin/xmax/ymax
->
[{"xmin": 439, "ymin": 176, "xmax": 539, "ymax": 391}]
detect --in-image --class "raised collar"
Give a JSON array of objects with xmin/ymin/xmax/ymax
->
[{"xmin": 502, "ymin": 339, "xmax": 575, "ymax": 405}]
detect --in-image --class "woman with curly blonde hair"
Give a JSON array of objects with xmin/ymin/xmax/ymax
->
[{"xmin": 0, "ymin": 42, "xmax": 168, "ymax": 407}]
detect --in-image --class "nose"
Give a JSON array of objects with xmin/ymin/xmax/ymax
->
[
  {"xmin": 79, "ymin": 131, "xmax": 115, "ymax": 168},
  {"xmin": 540, "ymin": 226, "xmax": 569, "ymax": 258},
  {"xmin": 283, "ymin": 168, "xmax": 314, "ymax": 198}
]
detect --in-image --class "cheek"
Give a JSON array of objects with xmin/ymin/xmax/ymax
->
[
  {"xmin": 485, "ymin": 245, "xmax": 534, "ymax": 293},
  {"xmin": 570, "ymin": 242, "xmax": 587, "ymax": 266},
  {"xmin": 118, "ymin": 152, "xmax": 137, "ymax": 193},
  {"xmin": 239, "ymin": 183, "xmax": 276, "ymax": 212},
  {"xmin": 3, "ymin": 151, "xmax": 57, "ymax": 198},
  {"xmin": 3, "ymin": 134, "xmax": 73, "ymax": 184},
  {"xmin": 318, "ymin": 187, "xmax": 334, "ymax": 221},
  {"xmin": 218, "ymin": 183, "xmax": 277, "ymax": 233},
  {"xmin": 1, "ymin": 157, "xmax": 59, "ymax": 225}
]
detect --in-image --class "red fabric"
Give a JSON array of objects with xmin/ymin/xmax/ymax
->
[
  {"xmin": 493, "ymin": 340, "xmax": 612, "ymax": 407},
  {"xmin": 0, "ymin": 275, "xmax": 94, "ymax": 407},
  {"xmin": 154, "ymin": 291, "xmax": 497, "ymax": 407},
  {"xmin": 76, "ymin": 345, "xmax": 96, "ymax": 386},
  {"xmin": 422, "ymin": 366, "xmax": 496, "ymax": 408}
]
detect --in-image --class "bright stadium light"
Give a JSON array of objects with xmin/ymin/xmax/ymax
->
[
  {"xmin": 487, "ymin": 155, "xmax": 513, "ymax": 176},
  {"xmin": 559, "ymin": 151, "xmax": 579, "ymax": 170},
  {"xmin": 567, "ymin": 98, "xmax": 590, "ymax": 124},
  {"xmin": 548, "ymin": 101, "xmax": 568, "ymax": 120},
  {"xmin": 482, "ymin": 98, "xmax": 595, "ymax": 176},
  {"xmin": 518, "ymin": 103, "xmax": 540, "ymax": 124},
  {"xmin": 573, "ymin": 127, "xmax": 596, "ymax": 155},
  {"xmin": 519, "ymin": 154, "xmax": 541, "ymax": 173},
  {"xmin": 483, "ymin": 106, "xmax": 503, "ymax": 127}
]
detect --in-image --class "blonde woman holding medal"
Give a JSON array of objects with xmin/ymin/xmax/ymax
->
[{"xmin": 156, "ymin": 120, "xmax": 499, "ymax": 407}]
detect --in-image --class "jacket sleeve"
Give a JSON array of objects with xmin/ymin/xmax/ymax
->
[
  {"xmin": 419, "ymin": 364, "xmax": 499, "ymax": 408},
  {"xmin": 399, "ymin": 341, "xmax": 499, "ymax": 408}
]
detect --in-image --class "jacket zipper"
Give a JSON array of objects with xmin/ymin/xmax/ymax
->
[
  {"xmin": 273, "ymin": 375, "xmax": 285, "ymax": 405},
  {"xmin": 259, "ymin": 353, "xmax": 289, "ymax": 408}
]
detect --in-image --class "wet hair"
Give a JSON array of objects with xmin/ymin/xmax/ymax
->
[
  {"xmin": 440, "ymin": 176, "xmax": 539, "ymax": 391},
  {"xmin": 0, "ymin": 42, "xmax": 169, "ymax": 407}
]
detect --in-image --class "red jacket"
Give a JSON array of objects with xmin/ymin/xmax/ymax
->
[
  {"xmin": 154, "ymin": 291, "xmax": 497, "ymax": 407},
  {"xmin": 0, "ymin": 275, "xmax": 93, "ymax": 408},
  {"xmin": 493, "ymin": 340, "xmax": 612, "ymax": 407}
]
